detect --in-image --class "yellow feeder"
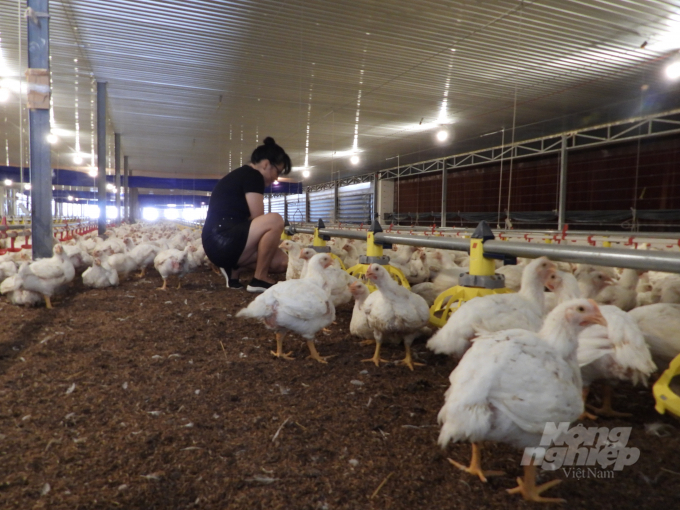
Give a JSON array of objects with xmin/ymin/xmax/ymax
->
[
  {"xmin": 429, "ymin": 221, "xmax": 514, "ymax": 328},
  {"xmin": 309, "ymin": 218, "xmax": 346, "ymax": 270},
  {"xmin": 346, "ymin": 219, "xmax": 409, "ymax": 292},
  {"xmin": 653, "ymin": 354, "xmax": 680, "ymax": 419}
]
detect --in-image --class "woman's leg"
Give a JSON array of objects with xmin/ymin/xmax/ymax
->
[{"xmin": 237, "ymin": 213, "xmax": 287, "ymax": 282}]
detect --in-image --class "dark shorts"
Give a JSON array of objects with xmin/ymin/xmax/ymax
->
[{"xmin": 202, "ymin": 219, "xmax": 252, "ymax": 272}]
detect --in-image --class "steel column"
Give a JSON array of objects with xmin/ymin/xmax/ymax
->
[
  {"xmin": 124, "ymin": 155, "xmax": 130, "ymax": 221},
  {"xmin": 27, "ymin": 0, "xmax": 52, "ymax": 259},
  {"xmin": 441, "ymin": 160, "xmax": 448, "ymax": 228},
  {"xmin": 115, "ymin": 133, "xmax": 121, "ymax": 222},
  {"xmin": 97, "ymin": 81, "xmax": 107, "ymax": 235},
  {"xmin": 557, "ymin": 134, "xmax": 568, "ymax": 230}
]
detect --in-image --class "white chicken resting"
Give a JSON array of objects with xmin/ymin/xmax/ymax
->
[
  {"xmin": 427, "ymin": 256, "xmax": 556, "ymax": 358},
  {"xmin": 348, "ymin": 280, "xmax": 373, "ymax": 342},
  {"xmin": 629, "ymin": 303, "xmax": 680, "ymax": 371},
  {"xmin": 12, "ymin": 244, "xmax": 76, "ymax": 308},
  {"xmin": 437, "ymin": 299, "xmax": 605, "ymax": 503},
  {"xmin": 82, "ymin": 258, "xmax": 120, "ymax": 288},
  {"xmin": 236, "ymin": 253, "xmax": 335, "ymax": 363},
  {"xmin": 0, "ymin": 272, "xmax": 42, "ymax": 306},
  {"xmin": 362, "ymin": 263, "xmax": 430, "ymax": 370}
]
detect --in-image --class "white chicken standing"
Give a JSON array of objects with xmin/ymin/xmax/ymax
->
[
  {"xmin": 128, "ymin": 242, "xmax": 161, "ymax": 277},
  {"xmin": 82, "ymin": 258, "xmax": 120, "ymax": 288},
  {"xmin": 299, "ymin": 247, "xmax": 355, "ymax": 306},
  {"xmin": 154, "ymin": 245, "xmax": 196, "ymax": 290},
  {"xmin": 362, "ymin": 263, "xmax": 430, "ymax": 370},
  {"xmin": 548, "ymin": 270, "xmax": 657, "ymax": 417},
  {"xmin": 12, "ymin": 244, "xmax": 76, "ymax": 308},
  {"xmin": 427, "ymin": 256, "xmax": 556, "ymax": 358},
  {"xmin": 594, "ymin": 268, "xmax": 641, "ymax": 311},
  {"xmin": 236, "ymin": 253, "xmax": 335, "ymax": 363},
  {"xmin": 348, "ymin": 280, "xmax": 373, "ymax": 343},
  {"xmin": 437, "ymin": 299, "xmax": 605, "ymax": 503},
  {"xmin": 279, "ymin": 240, "xmax": 304, "ymax": 280}
]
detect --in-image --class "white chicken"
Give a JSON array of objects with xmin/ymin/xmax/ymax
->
[
  {"xmin": 0, "ymin": 272, "xmax": 42, "ymax": 306},
  {"xmin": 128, "ymin": 242, "xmax": 161, "ymax": 277},
  {"xmin": 106, "ymin": 252, "xmax": 139, "ymax": 280},
  {"xmin": 348, "ymin": 280, "xmax": 373, "ymax": 342},
  {"xmin": 437, "ymin": 299, "xmax": 605, "ymax": 503},
  {"xmin": 594, "ymin": 268, "xmax": 641, "ymax": 311},
  {"xmin": 299, "ymin": 247, "xmax": 355, "ymax": 306},
  {"xmin": 410, "ymin": 282, "xmax": 439, "ymax": 307},
  {"xmin": 548, "ymin": 270, "xmax": 657, "ymax": 417},
  {"xmin": 629, "ymin": 303, "xmax": 680, "ymax": 371},
  {"xmin": 154, "ymin": 245, "xmax": 195, "ymax": 290},
  {"xmin": 427, "ymin": 256, "xmax": 556, "ymax": 358},
  {"xmin": 11, "ymin": 244, "xmax": 76, "ymax": 308},
  {"xmin": 279, "ymin": 239, "xmax": 304, "ymax": 280},
  {"xmin": 362, "ymin": 263, "xmax": 430, "ymax": 370},
  {"xmin": 236, "ymin": 253, "xmax": 335, "ymax": 363},
  {"xmin": 82, "ymin": 258, "xmax": 120, "ymax": 288},
  {"xmin": 577, "ymin": 270, "xmax": 612, "ymax": 299},
  {"xmin": 495, "ymin": 263, "xmax": 525, "ymax": 292}
]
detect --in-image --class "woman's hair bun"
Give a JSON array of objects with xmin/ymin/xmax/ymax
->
[{"xmin": 263, "ymin": 137, "xmax": 276, "ymax": 146}]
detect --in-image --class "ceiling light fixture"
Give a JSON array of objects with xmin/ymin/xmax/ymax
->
[
  {"xmin": 73, "ymin": 153, "xmax": 83, "ymax": 164},
  {"xmin": 0, "ymin": 87, "xmax": 9, "ymax": 103},
  {"xmin": 666, "ymin": 60, "xmax": 680, "ymax": 80},
  {"xmin": 88, "ymin": 167, "xmax": 98, "ymax": 177},
  {"xmin": 302, "ymin": 170, "xmax": 310, "ymax": 178},
  {"xmin": 4, "ymin": 179, "xmax": 12, "ymax": 186},
  {"xmin": 350, "ymin": 155, "xmax": 360, "ymax": 165},
  {"xmin": 24, "ymin": 183, "xmax": 31, "ymax": 190},
  {"xmin": 46, "ymin": 133, "xmax": 58, "ymax": 144},
  {"xmin": 67, "ymin": 195, "xmax": 74, "ymax": 201},
  {"xmin": 436, "ymin": 129, "xmax": 449, "ymax": 142}
]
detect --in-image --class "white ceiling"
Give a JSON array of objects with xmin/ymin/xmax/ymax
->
[{"xmin": 1, "ymin": 0, "xmax": 680, "ymax": 185}]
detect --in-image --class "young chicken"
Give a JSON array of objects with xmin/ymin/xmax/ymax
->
[
  {"xmin": 279, "ymin": 239, "xmax": 304, "ymax": 280},
  {"xmin": 299, "ymin": 247, "xmax": 355, "ymax": 306},
  {"xmin": 438, "ymin": 299, "xmax": 605, "ymax": 503},
  {"xmin": 362, "ymin": 263, "xmax": 430, "ymax": 370},
  {"xmin": 13, "ymin": 244, "xmax": 76, "ymax": 308},
  {"xmin": 236, "ymin": 253, "xmax": 336, "ymax": 363},
  {"xmin": 427, "ymin": 256, "xmax": 555, "ymax": 358},
  {"xmin": 154, "ymin": 245, "xmax": 195, "ymax": 290},
  {"xmin": 348, "ymin": 280, "xmax": 373, "ymax": 343},
  {"xmin": 82, "ymin": 258, "xmax": 120, "ymax": 288}
]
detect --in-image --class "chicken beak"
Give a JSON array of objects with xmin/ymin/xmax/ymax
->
[{"xmin": 582, "ymin": 299, "xmax": 607, "ymax": 327}]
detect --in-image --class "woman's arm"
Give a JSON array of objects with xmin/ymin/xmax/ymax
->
[{"xmin": 245, "ymin": 192, "xmax": 265, "ymax": 220}]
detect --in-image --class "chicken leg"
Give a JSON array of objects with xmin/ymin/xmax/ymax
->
[
  {"xmin": 586, "ymin": 384, "xmax": 632, "ymax": 418},
  {"xmin": 506, "ymin": 463, "xmax": 564, "ymax": 503},
  {"xmin": 578, "ymin": 387, "xmax": 597, "ymax": 421},
  {"xmin": 43, "ymin": 295, "xmax": 53, "ymax": 309},
  {"xmin": 395, "ymin": 343, "xmax": 424, "ymax": 371},
  {"xmin": 362, "ymin": 340, "xmax": 388, "ymax": 367},
  {"xmin": 271, "ymin": 332, "xmax": 294, "ymax": 361},
  {"xmin": 306, "ymin": 339, "xmax": 329, "ymax": 364},
  {"xmin": 137, "ymin": 267, "xmax": 146, "ymax": 278},
  {"xmin": 157, "ymin": 277, "xmax": 168, "ymax": 291},
  {"xmin": 447, "ymin": 443, "xmax": 505, "ymax": 483}
]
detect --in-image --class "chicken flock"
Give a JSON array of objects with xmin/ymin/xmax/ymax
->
[{"xmin": 2, "ymin": 223, "xmax": 679, "ymax": 503}]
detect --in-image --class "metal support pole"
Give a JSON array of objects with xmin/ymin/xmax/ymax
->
[
  {"xmin": 124, "ymin": 155, "xmax": 130, "ymax": 221},
  {"xmin": 97, "ymin": 81, "xmax": 107, "ymax": 235},
  {"xmin": 305, "ymin": 188, "xmax": 310, "ymax": 223},
  {"xmin": 334, "ymin": 179, "xmax": 339, "ymax": 223},
  {"xmin": 441, "ymin": 159, "xmax": 448, "ymax": 228},
  {"xmin": 557, "ymin": 134, "xmax": 568, "ymax": 230},
  {"xmin": 27, "ymin": 0, "xmax": 52, "ymax": 259},
  {"xmin": 115, "ymin": 132, "xmax": 121, "ymax": 222}
]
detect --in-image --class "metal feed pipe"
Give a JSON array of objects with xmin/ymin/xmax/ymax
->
[{"xmin": 287, "ymin": 224, "xmax": 680, "ymax": 274}]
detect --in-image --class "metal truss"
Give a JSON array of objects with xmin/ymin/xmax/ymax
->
[
  {"xmin": 376, "ymin": 108, "xmax": 680, "ymax": 180},
  {"xmin": 305, "ymin": 173, "xmax": 374, "ymax": 193}
]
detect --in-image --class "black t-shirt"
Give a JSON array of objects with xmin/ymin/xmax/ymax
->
[{"xmin": 204, "ymin": 165, "xmax": 264, "ymax": 230}]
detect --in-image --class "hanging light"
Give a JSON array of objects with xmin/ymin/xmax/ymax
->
[
  {"xmin": 302, "ymin": 170, "xmax": 310, "ymax": 178},
  {"xmin": 436, "ymin": 129, "xmax": 449, "ymax": 142},
  {"xmin": 73, "ymin": 153, "xmax": 83, "ymax": 164},
  {"xmin": 3, "ymin": 179, "xmax": 12, "ymax": 186},
  {"xmin": 666, "ymin": 60, "xmax": 680, "ymax": 80},
  {"xmin": 24, "ymin": 183, "xmax": 31, "ymax": 190},
  {"xmin": 67, "ymin": 195, "xmax": 74, "ymax": 201},
  {"xmin": 88, "ymin": 167, "xmax": 98, "ymax": 177},
  {"xmin": 46, "ymin": 133, "xmax": 58, "ymax": 144},
  {"xmin": 350, "ymin": 154, "xmax": 360, "ymax": 165}
]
